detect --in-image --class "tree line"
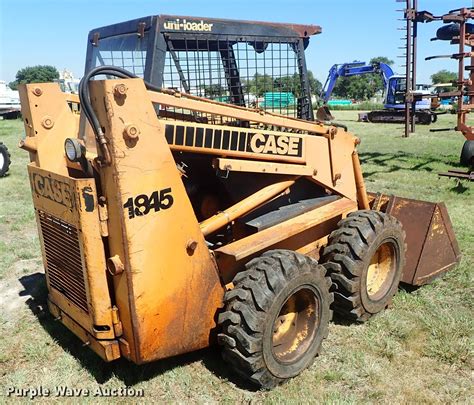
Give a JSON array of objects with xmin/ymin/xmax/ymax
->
[
  {"xmin": 201, "ymin": 70, "xmax": 322, "ymax": 99},
  {"xmin": 8, "ymin": 65, "xmax": 59, "ymax": 90},
  {"xmin": 8, "ymin": 64, "xmax": 457, "ymax": 102}
]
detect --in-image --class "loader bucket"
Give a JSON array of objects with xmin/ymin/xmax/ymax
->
[
  {"xmin": 369, "ymin": 193, "xmax": 461, "ymax": 286},
  {"xmin": 316, "ymin": 105, "xmax": 335, "ymax": 121}
]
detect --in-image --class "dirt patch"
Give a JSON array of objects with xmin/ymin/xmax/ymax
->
[{"xmin": 0, "ymin": 258, "xmax": 44, "ymax": 322}]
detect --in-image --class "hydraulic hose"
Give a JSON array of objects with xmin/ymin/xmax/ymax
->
[{"xmin": 78, "ymin": 66, "xmax": 162, "ymax": 164}]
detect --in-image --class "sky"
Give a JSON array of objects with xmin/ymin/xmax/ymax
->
[{"xmin": 1, "ymin": 0, "xmax": 472, "ymax": 85}]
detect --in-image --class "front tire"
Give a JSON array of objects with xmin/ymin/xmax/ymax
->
[
  {"xmin": 218, "ymin": 250, "xmax": 332, "ymax": 389},
  {"xmin": 322, "ymin": 210, "xmax": 406, "ymax": 322}
]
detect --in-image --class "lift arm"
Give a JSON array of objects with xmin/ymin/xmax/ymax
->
[{"xmin": 320, "ymin": 61, "xmax": 395, "ymax": 103}]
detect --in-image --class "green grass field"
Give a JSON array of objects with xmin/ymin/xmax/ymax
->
[{"xmin": 0, "ymin": 112, "xmax": 472, "ymax": 403}]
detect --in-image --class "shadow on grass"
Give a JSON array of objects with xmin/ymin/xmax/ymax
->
[
  {"xmin": 359, "ymin": 151, "xmax": 465, "ymax": 180},
  {"xmin": 18, "ymin": 272, "xmax": 257, "ymax": 390},
  {"xmin": 399, "ymin": 283, "xmax": 421, "ymax": 294},
  {"xmin": 449, "ymin": 180, "xmax": 471, "ymax": 194},
  {"xmin": 330, "ymin": 312, "xmax": 362, "ymax": 327}
]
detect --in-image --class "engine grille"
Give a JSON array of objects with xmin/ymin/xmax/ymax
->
[{"xmin": 38, "ymin": 211, "xmax": 89, "ymax": 313}]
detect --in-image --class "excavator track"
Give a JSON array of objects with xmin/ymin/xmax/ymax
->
[{"xmin": 367, "ymin": 110, "xmax": 434, "ymax": 125}]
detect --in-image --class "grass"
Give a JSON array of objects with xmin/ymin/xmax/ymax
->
[
  {"xmin": 0, "ymin": 113, "xmax": 472, "ymax": 403},
  {"xmin": 320, "ymin": 102, "xmax": 384, "ymax": 110}
]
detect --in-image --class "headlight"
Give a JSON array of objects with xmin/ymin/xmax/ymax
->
[{"xmin": 64, "ymin": 138, "xmax": 85, "ymax": 162}]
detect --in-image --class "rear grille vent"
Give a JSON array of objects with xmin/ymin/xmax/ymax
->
[{"xmin": 38, "ymin": 211, "xmax": 89, "ymax": 313}]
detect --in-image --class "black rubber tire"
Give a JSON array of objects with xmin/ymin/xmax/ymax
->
[
  {"xmin": 460, "ymin": 140, "xmax": 474, "ymax": 169},
  {"xmin": 217, "ymin": 250, "xmax": 332, "ymax": 389},
  {"xmin": 0, "ymin": 142, "xmax": 11, "ymax": 177},
  {"xmin": 416, "ymin": 111, "xmax": 433, "ymax": 125},
  {"xmin": 437, "ymin": 23, "xmax": 474, "ymax": 41},
  {"xmin": 321, "ymin": 210, "xmax": 406, "ymax": 322}
]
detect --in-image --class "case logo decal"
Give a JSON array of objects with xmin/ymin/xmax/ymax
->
[{"xmin": 31, "ymin": 173, "xmax": 76, "ymax": 210}]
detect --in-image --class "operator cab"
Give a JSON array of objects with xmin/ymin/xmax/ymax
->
[
  {"xmin": 85, "ymin": 15, "xmax": 320, "ymax": 120},
  {"xmin": 84, "ymin": 15, "xmax": 324, "ymax": 241},
  {"xmin": 385, "ymin": 76, "xmax": 431, "ymax": 110}
]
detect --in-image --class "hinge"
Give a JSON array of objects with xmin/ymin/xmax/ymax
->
[
  {"xmin": 98, "ymin": 197, "xmax": 109, "ymax": 237},
  {"xmin": 111, "ymin": 305, "xmax": 123, "ymax": 337},
  {"xmin": 92, "ymin": 32, "xmax": 100, "ymax": 47},
  {"xmin": 138, "ymin": 22, "xmax": 146, "ymax": 38}
]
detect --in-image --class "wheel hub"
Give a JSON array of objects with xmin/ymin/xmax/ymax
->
[
  {"xmin": 272, "ymin": 287, "xmax": 320, "ymax": 363},
  {"xmin": 366, "ymin": 242, "xmax": 396, "ymax": 300}
]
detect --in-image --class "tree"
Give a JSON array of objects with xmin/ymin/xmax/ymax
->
[
  {"xmin": 244, "ymin": 73, "xmax": 274, "ymax": 97},
  {"xmin": 12, "ymin": 65, "xmax": 59, "ymax": 89},
  {"xmin": 307, "ymin": 70, "xmax": 322, "ymax": 96},
  {"xmin": 200, "ymin": 83, "xmax": 226, "ymax": 98},
  {"xmin": 333, "ymin": 57, "xmax": 394, "ymax": 101},
  {"xmin": 333, "ymin": 75, "xmax": 380, "ymax": 101},
  {"xmin": 431, "ymin": 70, "xmax": 457, "ymax": 93},
  {"xmin": 370, "ymin": 56, "xmax": 395, "ymax": 66},
  {"xmin": 247, "ymin": 70, "xmax": 321, "ymax": 98}
]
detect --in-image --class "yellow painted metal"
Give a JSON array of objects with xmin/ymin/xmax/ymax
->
[
  {"xmin": 151, "ymin": 89, "xmax": 360, "ymax": 202},
  {"xmin": 48, "ymin": 300, "xmax": 120, "ymax": 361},
  {"xmin": 147, "ymin": 89, "xmax": 329, "ymax": 134},
  {"xmin": 214, "ymin": 158, "xmax": 315, "ymax": 176},
  {"xmin": 366, "ymin": 243, "xmax": 396, "ymax": 299},
  {"xmin": 217, "ymin": 198, "xmax": 356, "ymax": 261},
  {"xmin": 200, "ymin": 178, "xmax": 297, "ymax": 236},
  {"xmin": 272, "ymin": 288, "xmax": 319, "ymax": 363},
  {"xmin": 216, "ymin": 197, "xmax": 357, "ymax": 283},
  {"xmin": 18, "ymin": 83, "xmax": 80, "ymax": 175},
  {"xmin": 89, "ymin": 79, "xmax": 225, "ymax": 363},
  {"xmin": 167, "ymin": 122, "xmax": 307, "ymax": 164},
  {"xmin": 18, "ymin": 78, "xmax": 367, "ymax": 363},
  {"xmin": 28, "ymin": 164, "xmax": 115, "ymax": 339},
  {"xmin": 352, "ymin": 150, "xmax": 370, "ymax": 210}
]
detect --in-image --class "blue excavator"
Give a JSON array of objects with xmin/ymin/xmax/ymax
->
[{"xmin": 320, "ymin": 61, "xmax": 436, "ymax": 124}]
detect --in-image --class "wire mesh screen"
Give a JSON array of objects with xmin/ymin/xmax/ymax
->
[
  {"xmin": 162, "ymin": 36, "xmax": 301, "ymax": 119},
  {"xmin": 91, "ymin": 33, "xmax": 148, "ymax": 77}
]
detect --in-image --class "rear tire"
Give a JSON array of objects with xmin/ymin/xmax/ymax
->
[
  {"xmin": 460, "ymin": 140, "xmax": 474, "ymax": 169},
  {"xmin": 322, "ymin": 210, "xmax": 406, "ymax": 322},
  {"xmin": 0, "ymin": 142, "xmax": 11, "ymax": 177},
  {"xmin": 218, "ymin": 250, "xmax": 332, "ymax": 389},
  {"xmin": 416, "ymin": 111, "xmax": 432, "ymax": 125}
]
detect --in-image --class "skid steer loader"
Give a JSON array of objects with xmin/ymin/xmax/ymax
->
[{"xmin": 19, "ymin": 15, "xmax": 460, "ymax": 389}]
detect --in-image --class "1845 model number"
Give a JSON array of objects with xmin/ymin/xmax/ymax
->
[{"xmin": 123, "ymin": 188, "xmax": 174, "ymax": 219}]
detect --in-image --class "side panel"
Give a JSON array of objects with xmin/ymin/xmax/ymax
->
[
  {"xmin": 18, "ymin": 83, "xmax": 80, "ymax": 175},
  {"xmin": 28, "ymin": 164, "xmax": 115, "ymax": 339},
  {"xmin": 90, "ymin": 79, "xmax": 225, "ymax": 363}
]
